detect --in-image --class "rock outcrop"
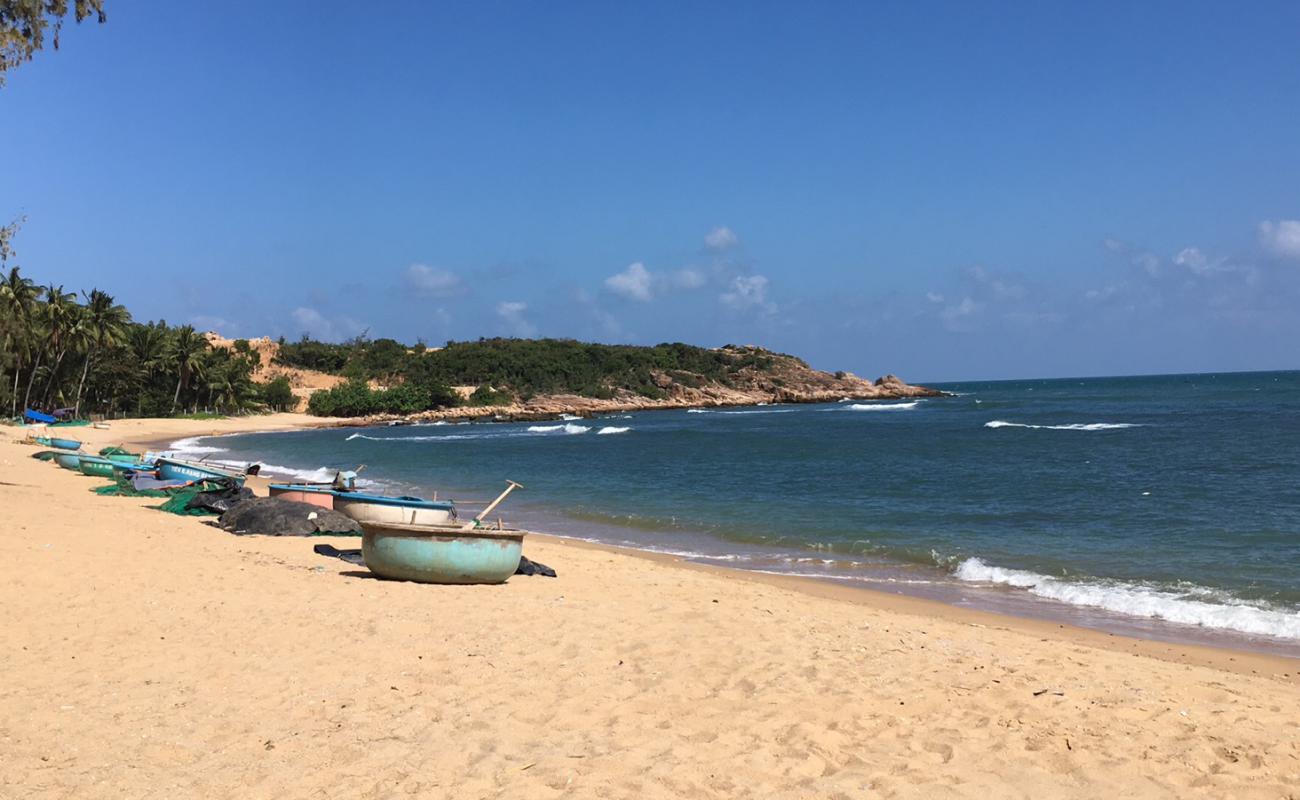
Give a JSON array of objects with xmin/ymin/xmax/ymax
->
[{"xmin": 347, "ymin": 345, "xmax": 945, "ymax": 424}]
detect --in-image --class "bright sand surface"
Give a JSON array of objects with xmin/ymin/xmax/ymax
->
[{"xmin": 2, "ymin": 416, "xmax": 1298, "ymax": 798}]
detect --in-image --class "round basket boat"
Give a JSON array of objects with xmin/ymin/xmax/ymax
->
[{"xmin": 361, "ymin": 522, "xmax": 524, "ymax": 585}]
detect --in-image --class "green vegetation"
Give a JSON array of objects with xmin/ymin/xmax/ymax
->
[
  {"xmin": 1, "ymin": 0, "xmax": 106, "ymax": 86},
  {"xmin": 306, "ymin": 379, "xmax": 459, "ymax": 418},
  {"xmin": 1, "ymin": 226, "xmax": 269, "ymax": 417},
  {"xmin": 277, "ymin": 336, "xmax": 789, "ymax": 415},
  {"xmin": 469, "ymin": 384, "xmax": 512, "ymax": 406},
  {"xmin": 1, "ymin": 223, "xmax": 797, "ymax": 420},
  {"xmin": 260, "ymin": 375, "xmax": 295, "ymax": 412}
]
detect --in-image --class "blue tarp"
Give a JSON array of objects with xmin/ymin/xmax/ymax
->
[{"xmin": 24, "ymin": 408, "xmax": 56, "ymax": 424}]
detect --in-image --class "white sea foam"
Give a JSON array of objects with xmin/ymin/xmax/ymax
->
[
  {"xmin": 985, "ymin": 420, "xmax": 1140, "ymax": 431},
  {"xmin": 596, "ymin": 426, "xmax": 630, "ymax": 435},
  {"xmin": 560, "ymin": 413, "xmax": 582, "ymax": 421},
  {"xmin": 953, "ymin": 558, "xmax": 1300, "ymax": 639},
  {"xmin": 525, "ymin": 423, "xmax": 590, "ymax": 435},
  {"xmin": 167, "ymin": 436, "xmax": 228, "ymax": 456},
  {"xmin": 846, "ymin": 401, "xmax": 919, "ymax": 412},
  {"xmin": 720, "ymin": 408, "xmax": 796, "ymax": 415},
  {"xmin": 252, "ymin": 463, "xmax": 349, "ymax": 484}
]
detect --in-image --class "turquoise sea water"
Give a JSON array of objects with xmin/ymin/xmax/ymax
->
[{"xmin": 172, "ymin": 371, "xmax": 1300, "ymax": 653}]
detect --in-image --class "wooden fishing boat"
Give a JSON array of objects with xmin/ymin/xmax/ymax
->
[
  {"xmin": 53, "ymin": 452, "xmax": 84, "ymax": 471},
  {"xmin": 360, "ymin": 521, "xmax": 525, "ymax": 584},
  {"xmin": 78, "ymin": 456, "xmax": 151, "ymax": 479},
  {"xmin": 267, "ymin": 483, "xmax": 338, "ymax": 509},
  {"xmin": 155, "ymin": 456, "xmax": 247, "ymax": 484},
  {"xmin": 332, "ymin": 491, "xmax": 457, "ymax": 525},
  {"xmin": 33, "ymin": 436, "xmax": 82, "ymax": 451},
  {"xmin": 77, "ymin": 456, "xmax": 122, "ymax": 479}
]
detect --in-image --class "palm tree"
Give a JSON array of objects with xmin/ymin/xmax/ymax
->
[
  {"xmin": 167, "ymin": 325, "xmax": 206, "ymax": 413},
  {"xmin": 126, "ymin": 323, "xmax": 168, "ymax": 415},
  {"xmin": 0, "ymin": 266, "xmax": 39, "ymax": 416},
  {"xmin": 72, "ymin": 288, "xmax": 130, "ymax": 416},
  {"xmin": 37, "ymin": 285, "xmax": 81, "ymax": 408}
]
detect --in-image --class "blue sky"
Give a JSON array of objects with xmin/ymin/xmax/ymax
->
[{"xmin": 2, "ymin": 1, "xmax": 1299, "ymax": 381}]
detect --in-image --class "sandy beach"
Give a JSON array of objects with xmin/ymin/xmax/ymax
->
[{"xmin": 2, "ymin": 416, "xmax": 1298, "ymax": 799}]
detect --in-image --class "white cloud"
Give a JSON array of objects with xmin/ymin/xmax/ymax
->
[
  {"xmin": 720, "ymin": 275, "xmax": 776, "ymax": 313},
  {"xmin": 603, "ymin": 263, "xmax": 709, "ymax": 302},
  {"xmin": 939, "ymin": 296, "xmax": 982, "ymax": 331},
  {"xmin": 964, "ymin": 265, "xmax": 1026, "ymax": 299},
  {"xmin": 496, "ymin": 301, "xmax": 537, "ymax": 337},
  {"xmin": 1258, "ymin": 220, "xmax": 1300, "ymax": 260},
  {"xmin": 1173, "ymin": 247, "xmax": 1209, "ymax": 274},
  {"xmin": 405, "ymin": 264, "xmax": 463, "ymax": 297},
  {"xmin": 704, "ymin": 226, "xmax": 740, "ymax": 252},
  {"xmin": 1103, "ymin": 238, "xmax": 1162, "ymax": 276},
  {"xmin": 604, "ymin": 262, "xmax": 654, "ymax": 301},
  {"xmin": 291, "ymin": 307, "xmax": 366, "ymax": 342},
  {"xmin": 670, "ymin": 269, "xmax": 706, "ymax": 289},
  {"xmin": 925, "ymin": 291, "xmax": 945, "ymax": 304}
]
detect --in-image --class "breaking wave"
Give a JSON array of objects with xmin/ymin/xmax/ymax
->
[
  {"xmin": 167, "ymin": 436, "xmax": 228, "ymax": 456},
  {"xmin": 953, "ymin": 558, "xmax": 1300, "ymax": 639},
  {"xmin": 596, "ymin": 426, "xmax": 630, "ymax": 435},
  {"xmin": 846, "ymin": 401, "xmax": 919, "ymax": 412},
  {"xmin": 526, "ymin": 423, "xmax": 591, "ymax": 435},
  {"xmin": 985, "ymin": 420, "xmax": 1140, "ymax": 431}
]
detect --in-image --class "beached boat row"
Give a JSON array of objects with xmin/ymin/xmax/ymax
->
[{"xmin": 19, "ymin": 429, "xmax": 530, "ymax": 585}]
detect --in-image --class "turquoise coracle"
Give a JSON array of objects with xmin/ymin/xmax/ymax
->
[{"xmin": 361, "ymin": 522, "xmax": 523, "ymax": 584}]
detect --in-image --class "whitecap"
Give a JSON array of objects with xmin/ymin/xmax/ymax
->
[
  {"xmin": 526, "ymin": 423, "xmax": 590, "ymax": 435},
  {"xmin": 596, "ymin": 426, "xmax": 630, "ymax": 435},
  {"xmin": 846, "ymin": 401, "xmax": 919, "ymax": 412},
  {"xmin": 984, "ymin": 420, "xmax": 1140, "ymax": 431},
  {"xmin": 167, "ymin": 435, "xmax": 228, "ymax": 456},
  {"xmin": 953, "ymin": 558, "xmax": 1300, "ymax": 639}
]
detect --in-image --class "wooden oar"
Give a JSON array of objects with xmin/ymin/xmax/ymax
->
[{"xmin": 467, "ymin": 480, "xmax": 523, "ymax": 529}]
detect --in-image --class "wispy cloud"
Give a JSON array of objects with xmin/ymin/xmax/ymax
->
[
  {"xmin": 291, "ymin": 306, "xmax": 366, "ymax": 342},
  {"xmin": 495, "ymin": 301, "xmax": 537, "ymax": 337},
  {"xmin": 670, "ymin": 268, "xmax": 706, "ymax": 289},
  {"xmin": 404, "ymin": 264, "xmax": 464, "ymax": 297},
  {"xmin": 704, "ymin": 226, "xmax": 740, "ymax": 252},
  {"xmin": 603, "ymin": 262, "xmax": 709, "ymax": 302},
  {"xmin": 720, "ymin": 274, "xmax": 776, "ymax": 314},
  {"xmin": 1258, "ymin": 220, "xmax": 1300, "ymax": 260}
]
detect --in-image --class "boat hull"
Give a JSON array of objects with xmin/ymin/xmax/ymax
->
[
  {"xmin": 268, "ymin": 484, "xmax": 337, "ymax": 509},
  {"xmin": 77, "ymin": 456, "xmax": 119, "ymax": 478},
  {"xmin": 361, "ymin": 522, "xmax": 523, "ymax": 584},
  {"xmin": 334, "ymin": 495, "xmax": 455, "ymax": 525},
  {"xmin": 36, "ymin": 436, "xmax": 82, "ymax": 451},
  {"xmin": 156, "ymin": 457, "xmax": 244, "ymax": 484},
  {"xmin": 53, "ymin": 453, "xmax": 83, "ymax": 471}
]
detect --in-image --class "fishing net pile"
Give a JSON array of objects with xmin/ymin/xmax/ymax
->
[{"xmin": 218, "ymin": 498, "xmax": 362, "ymax": 537}]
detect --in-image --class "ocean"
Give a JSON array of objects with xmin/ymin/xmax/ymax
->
[{"xmin": 168, "ymin": 370, "xmax": 1300, "ymax": 655}]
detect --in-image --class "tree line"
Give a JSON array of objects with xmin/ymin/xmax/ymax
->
[
  {"xmin": 1, "ymin": 261, "xmax": 294, "ymax": 419},
  {"xmin": 284, "ymin": 335, "xmax": 786, "ymax": 417}
]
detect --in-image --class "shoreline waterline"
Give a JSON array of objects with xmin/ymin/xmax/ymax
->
[{"xmin": 154, "ymin": 396, "xmax": 1300, "ymax": 660}]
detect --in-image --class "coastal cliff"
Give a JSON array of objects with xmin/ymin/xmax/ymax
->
[
  {"xmin": 353, "ymin": 345, "xmax": 944, "ymax": 423},
  {"xmin": 222, "ymin": 334, "xmax": 943, "ymax": 421}
]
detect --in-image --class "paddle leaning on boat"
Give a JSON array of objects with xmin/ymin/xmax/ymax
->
[
  {"xmin": 358, "ymin": 480, "xmax": 527, "ymax": 585},
  {"xmin": 274, "ymin": 472, "xmax": 530, "ymax": 584}
]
